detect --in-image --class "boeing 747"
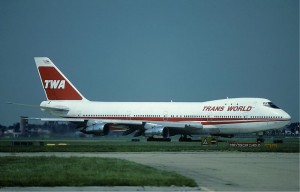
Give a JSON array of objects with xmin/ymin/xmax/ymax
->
[{"xmin": 33, "ymin": 57, "xmax": 291, "ymax": 141}]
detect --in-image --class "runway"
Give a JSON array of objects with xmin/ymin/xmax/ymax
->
[{"xmin": 0, "ymin": 152, "xmax": 299, "ymax": 191}]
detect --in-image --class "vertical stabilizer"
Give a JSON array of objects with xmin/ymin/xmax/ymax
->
[{"xmin": 35, "ymin": 57, "xmax": 87, "ymax": 101}]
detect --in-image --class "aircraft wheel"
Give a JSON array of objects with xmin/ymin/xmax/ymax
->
[
  {"xmin": 257, "ymin": 138, "xmax": 265, "ymax": 143},
  {"xmin": 179, "ymin": 136, "xmax": 192, "ymax": 142}
]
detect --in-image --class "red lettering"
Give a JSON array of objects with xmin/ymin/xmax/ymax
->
[
  {"xmin": 203, "ymin": 106, "xmax": 212, "ymax": 111},
  {"xmin": 227, "ymin": 106, "xmax": 234, "ymax": 111},
  {"xmin": 246, "ymin": 106, "xmax": 252, "ymax": 111},
  {"xmin": 227, "ymin": 106, "xmax": 253, "ymax": 111},
  {"xmin": 203, "ymin": 106, "xmax": 225, "ymax": 111}
]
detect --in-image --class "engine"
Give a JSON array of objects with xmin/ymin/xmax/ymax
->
[
  {"xmin": 144, "ymin": 124, "xmax": 169, "ymax": 138},
  {"xmin": 81, "ymin": 121, "xmax": 110, "ymax": 136}
]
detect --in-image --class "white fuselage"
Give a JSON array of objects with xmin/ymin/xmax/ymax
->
[{"xmin": 40, "ymin": 97, "xmax": 291, "ymax": 135}]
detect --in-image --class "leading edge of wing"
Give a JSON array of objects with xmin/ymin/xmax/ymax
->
[
  {"xmin": 27, "ymin": 117, "xmax": 85, "ymax": 122},
  {"xmin": 26, "ymin": 118, "xmax": 144, "ymax": 124},
  {"xmin": 6, "ymin": 102, "xmax": 40, "ymax": 108}
]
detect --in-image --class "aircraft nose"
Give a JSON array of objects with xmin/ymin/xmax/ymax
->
[
  {"xmin": 283, "ymin": 111, "xmax": 291, "ymax": 125},
  {"xmin": 284, "ymin": 111, "xmax": 291, "ymax": 120}
]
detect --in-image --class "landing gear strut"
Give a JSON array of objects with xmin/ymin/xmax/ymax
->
[
  {"xmin": 256, "ymin": 132, "xmax": 265, "ymax": 143},
  {"xmin": 179, "ymin": 135, "xmax": 192, "ymax": 142}
]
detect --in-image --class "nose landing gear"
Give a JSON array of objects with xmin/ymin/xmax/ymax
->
[{"xmin": 257, "ymin": 132, "xmax": 265, "ymax": 143}]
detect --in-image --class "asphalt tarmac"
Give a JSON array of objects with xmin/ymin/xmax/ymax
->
[{"xmin": 0, "ymin": 152, "xmax": 299, "ymax": 191}]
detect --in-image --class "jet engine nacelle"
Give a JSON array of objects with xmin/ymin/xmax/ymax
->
[
  {"xmin": 144, "ymin": 123, "xmax": 169, "ymax": 138},
  {"xmin": 81, "ymin": 121, "xmax": 110, "ymax": 136}
]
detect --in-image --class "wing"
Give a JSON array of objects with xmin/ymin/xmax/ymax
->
[
  {"xmin": 26, "ymin": 117, "xmax": 203, "ymax": 138},
  {"xmin": 8, "ymin": 102, "xmax": 203, "ymax": 138}
]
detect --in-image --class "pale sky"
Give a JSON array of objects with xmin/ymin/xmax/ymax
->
[{"xmin": 0, "ymin": 0, "xmax": 299, "ymax": 126}]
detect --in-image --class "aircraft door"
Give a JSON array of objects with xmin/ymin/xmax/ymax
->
[
  {"xmin": 127, "ymin": 111, "xmax": 131, "ymax": 120},
  {"xmin": 163, "ymin": 111, "xmax": 168, "ymax": 121},
  {"xmin": 207, "ymin": 112, "xmax": 213, "ymax": 122},
  {"xmin": 74, "ymin": 110, "xmax": 82, "ymax": 117},
  {"xmin": 244, "ymin": 112, "xmax": 249, "ymax": 120}
]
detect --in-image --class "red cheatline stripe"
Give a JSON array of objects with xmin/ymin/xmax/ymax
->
[{"xmin": 64, "ymin": 116, "xmax": 290, "ymax": 125}]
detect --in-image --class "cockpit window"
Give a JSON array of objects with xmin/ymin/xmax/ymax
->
[{"xmin": 263, "ymin": 102, "xmax": 280, "ymax": 109}]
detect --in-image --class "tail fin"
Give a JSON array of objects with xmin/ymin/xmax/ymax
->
[{"xmin": 35, "ymin": 57, "xmax": 87, "ymax": 101}]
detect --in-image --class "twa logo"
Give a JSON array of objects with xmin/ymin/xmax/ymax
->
[{"xmin": 44, "ymin": 80, "xmax": 65, "ymax": 89}]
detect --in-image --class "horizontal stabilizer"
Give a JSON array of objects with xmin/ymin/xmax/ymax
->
[{"xmin": 6, "ymin": 102, "xmax": 40, "ymax": 108}]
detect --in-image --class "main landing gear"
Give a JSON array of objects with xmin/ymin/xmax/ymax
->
[{"xmin": 179, "ymin": 135, "xmax": 193, "ymax": 142}]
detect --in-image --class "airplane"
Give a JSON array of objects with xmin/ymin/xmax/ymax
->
[{"xmin": 33, "ymin": 57, "xmax": 291, "ymax": 141}]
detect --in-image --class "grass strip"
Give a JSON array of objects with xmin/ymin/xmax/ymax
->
[
  {"xmin": 0, "ymin": 156, "xmax": 197, "ymax": 187},
  {"xmin": 0, "ymin": 138, "xmax": 299, "ymax": 152}
]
